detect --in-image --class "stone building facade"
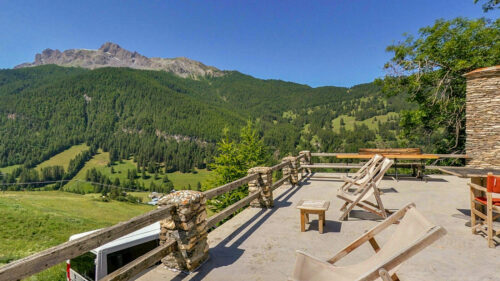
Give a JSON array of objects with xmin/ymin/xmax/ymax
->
[{"xmin": 464, "ymin": 66, "xmax": 500, "ymax": 168}]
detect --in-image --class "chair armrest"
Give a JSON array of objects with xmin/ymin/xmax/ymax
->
[
  {"xmin": 468, "ymin": 183, "xmax": 487, "ymax": 193},
  {"xmin": 327, "ymin": 202, "xmax": 415, "ymax": 264}
]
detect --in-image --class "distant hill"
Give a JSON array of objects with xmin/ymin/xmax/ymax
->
[
  {"xmin": 15, "ymin": 42, "xmax": 223, "ymax": 79},
  {"xmin": 0, "ymin": 62, "xmax": 412, "ymax": 172}
]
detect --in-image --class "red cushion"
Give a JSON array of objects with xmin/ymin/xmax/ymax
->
[
  {"xmin": 487, "ymin": 174, "xmax": 500, "ymax": 193},
  {"xmin": 475, "ymin": 196, "xmax": 500, "ymax": 206}
]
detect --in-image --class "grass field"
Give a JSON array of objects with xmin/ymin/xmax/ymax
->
[
  {"xmin": 0, "ymin": 164, "xmax": 22, "ymax": 174},
  {"xmin": 0, "ymin": 191, "xmax": 154, "ymax": 280},
  {"xmin": 331, "ymin": 112, "xmax": 399, "ymax": 133},
  {"xmin": 35, "ymin": 144, "xmax": 89, "ymax": 171},
  {"xmin": 63, "ymin": 149, "xmax": 213, "ymax": 193}
]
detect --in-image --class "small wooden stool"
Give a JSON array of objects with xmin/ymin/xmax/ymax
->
[{"xmin": 296, "ymin": 200, "xmax": 330, "ymax": 234}]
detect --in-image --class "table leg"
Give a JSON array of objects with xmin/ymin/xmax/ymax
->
[
  {"xmin": 305, "ymin": 213, "xmax": 309, "ymax": 224},
  {"xmin": 395, "ymin": 159, "xmax": 398, "ymax": 181},
  {"xmin": 300, "ymin": 210, "xmax": 306, "ymax": 232},
  {"xmin": 319, "ymin": 212, "xmax": 324, "ymax": 234}
]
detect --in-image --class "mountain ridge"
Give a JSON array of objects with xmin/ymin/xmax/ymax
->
[{"xmin": 15, "ymin": 42, "xmax": 224, "ymax": 79}]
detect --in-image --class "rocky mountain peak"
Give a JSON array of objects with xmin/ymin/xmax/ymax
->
[{"xmin": 15, "ymin": 42, "xmax": 224, "ymax": 79}]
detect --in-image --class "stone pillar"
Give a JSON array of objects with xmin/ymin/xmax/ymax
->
[
  {"xmin": 464, "ymin": 66, "xmax": 500, "ymax": 168},
  {"xmin": 282, "ymin": 156, "xmax": 299, "ymax": 186},
  {"xmin": 248, "ymin": 167, "xmax": 273, "ymax": 208},
  {"xmin": 158, "ymin": 190, "xmax": 209, "ymax": 272},
  {"xmin": 299, "ymin": 150, "xmax": 312, "ymax": 174}
]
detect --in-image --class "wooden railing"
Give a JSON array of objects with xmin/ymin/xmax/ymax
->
[
  {"xmin": 0, "ymin": 205, "xmax": 175, "ymax": 281},
  {"xmin": 0, "ymin": 154, "xmax": 304, "ymax": 281}
]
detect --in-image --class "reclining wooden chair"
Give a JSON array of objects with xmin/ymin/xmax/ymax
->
[
  {"xmin": 339, "ymin": 154, "xmax": 384, "ymax": 193},
  {"xmin": 337, "ymin": 158, "xmax": 394, "ymax": 221},
  {"xmin": 290, "ymin": 203, "xmax": 447, "ymax": 281},
  {"xmin": 469, "ymin": 173, "xmax": 500, "ymax": 248}
]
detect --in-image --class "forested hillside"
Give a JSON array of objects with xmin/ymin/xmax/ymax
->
[{"xmin": 0, "ymin": 65, "xmax": 412, "ymax": 184}]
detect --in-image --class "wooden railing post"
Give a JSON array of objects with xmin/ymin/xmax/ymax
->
[
  {"xmin": 299, "ymin": 150, "xmax": 312, "ymax": 174},
  {"xmin": 247, "ymin": 167, "xmax": 273, "ymax": 208},
  {"xmin": 158, "ymin": 190, "xmax": 208, "ymax": 272},
  {"xmin": 282, "ymin": 156, "xmax": 299, "ymax": 186}
]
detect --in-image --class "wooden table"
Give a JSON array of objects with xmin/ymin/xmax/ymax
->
[
  {"xmin": 296, "ymin": 200, "xmax": 330, "ymax": 234},
  {"xmin": 336, "ymin": 153, "xmax": 440, "ymax": 180}
]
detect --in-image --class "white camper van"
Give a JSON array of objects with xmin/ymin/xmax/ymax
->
[{"xmin": 66, "ymin": 222, "xmax": 160, "ymax": 281}]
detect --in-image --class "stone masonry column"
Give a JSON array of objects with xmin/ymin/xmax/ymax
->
[
  {"xmin": 282, "ymin": 156, "xmax": 299, "ymax": 186},
  {"xmin": 248, "ymin": 167, "xmax": 273, "ymax": 208},
  {"xmin": 299, "ymin": 150, "xmax": 312, "ymax": 174},
  {"xmin": 464, "ymin": 66, "xmax": 500, "ymax": 168},
  {"xmin": 158, "ymin": 190, "xmax": 209, "ymax": 272}
]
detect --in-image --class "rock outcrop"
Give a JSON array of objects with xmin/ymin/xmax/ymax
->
[{"xmin": 15, "ymin": 42, "xmax": 224, "ymax": 79}]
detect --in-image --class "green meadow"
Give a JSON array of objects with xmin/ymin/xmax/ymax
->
[
  {"xmin": 0, "ymin": 191, "xmax": 154, "ymax": 280},
  {"xmin": 35, "ymin": 144, "xmax": 90, "ymax": 171}
]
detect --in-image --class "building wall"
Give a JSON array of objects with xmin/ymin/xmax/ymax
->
[{"xmin": 465, "ymin": 66, "xmax": 500, "ymax": 168}]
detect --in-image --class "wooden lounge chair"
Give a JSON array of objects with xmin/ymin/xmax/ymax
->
[
  {"xmin": 340, "ymin": 154, "xmax": 384, "ymax": 193},
  {"xmin": 337, "ymin": 158, "xmax": 394, "ymax": 221},
  {"xmin": 469, "ymin": 173, "xmax": 500, "ymax": 248},
  {"xmin": 290, "ymin": 203, "xmax": 447, "ymax": 281}
]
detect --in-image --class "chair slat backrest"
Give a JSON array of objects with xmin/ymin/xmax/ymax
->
[{"xmin": 487, "ymin": 173, "xmax": 500, "ymax": 193}]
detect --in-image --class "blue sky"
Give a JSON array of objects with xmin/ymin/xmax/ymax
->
[{"xmin": 0, "ymin": 0, "xmax": 497, "ymax": 87}]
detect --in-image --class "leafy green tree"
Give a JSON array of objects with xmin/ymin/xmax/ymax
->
[
  {"xmin": 206, "ymin": 122, "xmax": 268, "ymax": 212},
  {"xmin": 474, "ymin": 0, "xmax": 499, "ymax": 12},
  {"xmin": 378, "ymin": 17, "xmax": 500, "ymax": 153}
]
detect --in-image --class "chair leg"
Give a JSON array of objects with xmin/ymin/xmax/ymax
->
[
  {"xmin": 470, "ymin": 188, "xmax": 477, "ymax": 234},
  {"xmin": 340, "ymin": 201, "xmax": 349, "ymax": 211},
  {"xmin": 487, "ymin": 194, "xmax": 494, "ymax": 248}
]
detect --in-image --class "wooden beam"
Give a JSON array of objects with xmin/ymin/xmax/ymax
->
[
  {"xmin": 301, "ymin": 164, "xmax": 363, "ymax": 169},
  {"xmin": 310, "ymin": 153, "xmax": 341, "ymax": 157},
  {"xmin": 433, "ymin": 154, "xmax": 470, "ymax": 158},
  {"xmin": 203, "ymin": 173, "xmax": 259, "ymax": 200},
  {"xmin": 206, "ymin": 192, "xmax": 260, "ymax": 229},
  {"xmin": 270, "ymin": 161, "xmax": 290, "ymax": 172},
  {"xmin": 271, "ymin": 175, "xmax": 291, "ymax": 191},
  {"xmin": 296, "ymin": 154, "xmax": 306, "ymax": 160},
  {"xmin": 0, "ymin": 205, "xmax": 174, "ymax": 281},
  {"xmin": 101, "ymin": 239, "xmax": 177, "ymax": 281}
]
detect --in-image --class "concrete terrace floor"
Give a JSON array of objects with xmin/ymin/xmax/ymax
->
[{"xmin": 136, "ymin": 173, "xmax": 500, "ymax": 281}]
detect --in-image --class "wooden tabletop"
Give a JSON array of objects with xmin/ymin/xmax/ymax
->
[
  {"xmin": 335, "ymin": 153, "xmax": 440, "ymax": 160},
  {"xmin": 296, "ymin": 200, "xmax": 330, "ymax": 211},
  {"xmin": 437, "ymin": 167, "xmax": 500, "ymax": 178}
]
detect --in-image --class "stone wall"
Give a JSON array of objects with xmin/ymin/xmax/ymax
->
[
  {"xmin": 247, "ymin": 167, "xmax": 273, "ymax": 208},
  {"xmin": 158, "ymin": 190, "xmax": 209, "ymax": 272},
  {"xmin": 464, "ymin": 66, "xmax": 500, "ymax": 168}
]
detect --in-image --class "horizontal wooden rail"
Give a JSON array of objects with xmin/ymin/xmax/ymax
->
[
  {"xmin": 203, "ymin": 173, "xmax": 259, "ymax": 200},
  {"xmin": 270, "ymin": 161, "xmax": 290, "ymax": 172},
  {"xmin": 207, "ymin": 191, "xmax": 260, "ymax": 229},
  {"xmin": 433, "ymin": 154, "xmax": 470, "ymax": 158},
  {"xmin": 301, "ymin": 163, "xmax": 363, "ymax": 169},
  {"xmin": 0, "ymin": 205, "xmax": 174, "ymax": 281},
  {"xmin": 296, "ymin": 153, "xmax": 306, "ymax": 160},
  {"xmin": 271, "ymin": 175, "xmax": 291, "ymax": 191},
  {"xmin": 101, "ymin": 239, "xmax": 177, "ymax": 281},
  {"xmin": 310, "ymin": 153, "xmax": 342, "ymax": 157}
]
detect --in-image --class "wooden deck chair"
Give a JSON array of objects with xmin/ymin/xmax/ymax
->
[
  {"xmin": 469, "ymin": 173, "xmax": 500, "ymax": 248},
  {"xmin": 337, "ymin": 158, "xmax": 394, "ymax": 221},
  {"xmin": 340, "ymin": 154, "xmax": 384, "ymax": 193},
  {"xmin": 290, "ymin": 203, "xmax": 447, "ymax": 281}
]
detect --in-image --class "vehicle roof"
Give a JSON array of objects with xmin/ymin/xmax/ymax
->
[{"xmin": 69, "ymin": 222, "xmax": 160, "ymax": 254}]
